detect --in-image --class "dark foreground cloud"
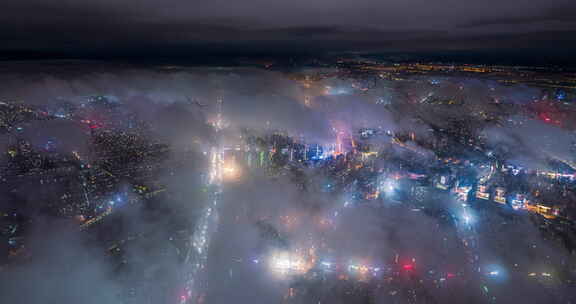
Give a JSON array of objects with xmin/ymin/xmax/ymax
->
[{"xmin": 0, "ymin": 220, "xmax": 122, "ymax": 304}]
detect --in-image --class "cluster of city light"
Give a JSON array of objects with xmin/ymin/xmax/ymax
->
[
  {"xmin": 266, "ymin": 246, "xmax": 390, "ymax": 281},
  {"xmin": 268, "ymin": 250, "xmax": 313, "ymax": 277},
  {"xmin": 208, "ymin": 146, "xmax": 242, "ymax": 183},
  {"xmin": 381, "ymin": 178, "xmax": 398, "ymax": 196},
  {"xmin": 323, "ymin": 85, "xmax": 351, "ymax": 96},
  {"xmin": 222, "ymin": 159, "xmax": 241, "ymax": 181},
  {"xmin": 484, "ymin": 264, "xmax": 507, "ymax": 280},
  {"xmin": 280, "ymin": 214, "xmax": 299, "ymax": 230},
  {"xmin": 347, "ymin": 263, "xmax": 382, "ymax": 277},
  {"xmin": 529, "ymin": 272, "xmax": 553, "ymax": 278}
]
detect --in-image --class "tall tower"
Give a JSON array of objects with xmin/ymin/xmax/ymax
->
[{"xmin": 215, "ymin": 97, "xmax": 224, "ymax": 131}]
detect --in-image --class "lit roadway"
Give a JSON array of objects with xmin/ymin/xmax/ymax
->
[{"xmin": 179, "ymin": 145, "xmax": 223, "ymax": 304}]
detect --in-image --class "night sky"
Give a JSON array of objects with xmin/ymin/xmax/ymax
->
[{"xmin": 2, "ymin": 0, "xmax": 576, "ymax": 60}]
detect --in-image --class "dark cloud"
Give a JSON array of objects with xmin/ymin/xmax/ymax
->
[
  {"xmin": 0, "ymin": 220, "xmax": 122, "ymax": 304},
  {"xmin": 459, "ymin": 5, "xmax": 576, "ymax": 28},
  {"xmin": 0, "ymin": 0, "xmax": 575, "ymax": 56}
]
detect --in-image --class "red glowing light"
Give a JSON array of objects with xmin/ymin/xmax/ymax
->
[
  {"xmin": 447, "ymin": 272, "xmax": 455, "ymax": 278},
  {"xmin": 402, "ymin": 264, "xmax": 414, "ymax": 270}
]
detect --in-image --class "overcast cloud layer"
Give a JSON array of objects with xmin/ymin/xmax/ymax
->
[{"xmin": 1, "ymin": 0, "xmax": 575, "ymax": 55}]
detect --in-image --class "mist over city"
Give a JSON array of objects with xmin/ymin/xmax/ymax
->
[{"xmin": 1, "ymin": 0, "xmax": 576, "ymax": 303}]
